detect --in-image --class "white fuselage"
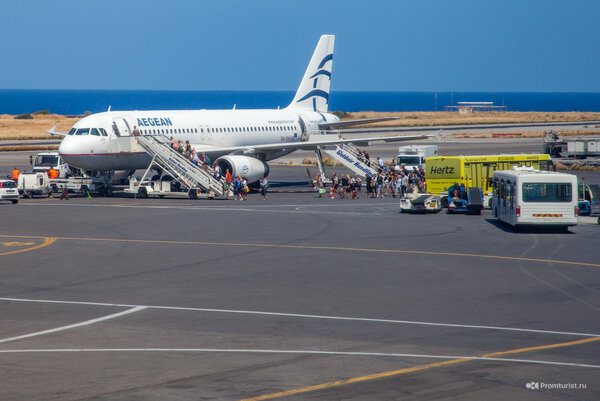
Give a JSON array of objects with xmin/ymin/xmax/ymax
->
[{"xmin": 58, "ymin": 109, "xmax": 338, "ymax": 171}]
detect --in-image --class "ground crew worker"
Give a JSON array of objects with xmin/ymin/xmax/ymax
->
[
  {"xmin": 48, "ymin": 167, "xmax": 59, "ymax": 179},
  {"xmin": 11, "ymin": 167, "xmax": 20, "ymax": 181}
]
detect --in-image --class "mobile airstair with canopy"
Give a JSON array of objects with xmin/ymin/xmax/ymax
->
[{"xmin": 126, "ymin": 135, "xmax": 225, "ymax": 199}]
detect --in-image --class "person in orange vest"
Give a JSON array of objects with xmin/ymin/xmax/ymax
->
[
  {"xmin": 11, "ymin": 167, "xmax": 20, "ymax": 181},
  {"xmin": 48, "ymin": 167, "xmax": 59, "ymax": 179}
]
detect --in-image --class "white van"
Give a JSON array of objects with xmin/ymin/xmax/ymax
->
[{"xmin": 492, "ymin": 167, "xmax": 578, "ymax": 231}]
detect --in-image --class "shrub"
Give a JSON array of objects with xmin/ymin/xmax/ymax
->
[
  {"xmin": 32, "ymin": 110, "xmax": 50, "ymax": 115},
  {"xmin": 14, "ymin": 113, "xmax": 33, "ymax": 120}
]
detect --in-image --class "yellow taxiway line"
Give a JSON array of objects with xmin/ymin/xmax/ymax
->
[
  {"xmin": 0, "ymin": 236, "xmax": 56, "ymax": 256},
  {"xmin": 241, "ymin": 336, "xmax": 600, "ymax": 401},
  {"xmin": 0, "ymin": 234, "xmax": 599, "ymax": 268}
]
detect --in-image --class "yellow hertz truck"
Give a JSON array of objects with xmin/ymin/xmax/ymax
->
[{"xmin": 425, "ymin": 154, "xmax": 553, "ymax": 208}]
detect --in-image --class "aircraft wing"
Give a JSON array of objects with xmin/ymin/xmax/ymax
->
[
  {"xmin": 318, "ymin": 117, "xmax": 400, "ymax": 130},
  {"xmin": 193, "ymin": 131, "xmax": 441, "ymax": 155},
  {"xmin": 46, "ymin": 126, "xmax": 69, "ymax": 137}
]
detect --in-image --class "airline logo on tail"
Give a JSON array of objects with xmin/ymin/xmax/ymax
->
[{"xmin": 287, "ymin": 35, "xmax": 335, "ymax": 113}]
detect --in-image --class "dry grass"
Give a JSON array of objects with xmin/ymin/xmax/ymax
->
[
  {"xmin": 1, "ymin": 112, "xmax": 599, "ymax": 141},
  {"xmin": 0, "ymin": 114, "xmax": 78, "ymax": 140},
  {"xmin": 342, "ymin": 111, "xmax": 600, "ymax": 128}
]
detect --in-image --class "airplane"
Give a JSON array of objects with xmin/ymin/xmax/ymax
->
[{"xmin": 53, "ymin": 35, "xmax": 439, "ymax": 184}]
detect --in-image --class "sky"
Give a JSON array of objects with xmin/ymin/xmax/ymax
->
[{"xmin": 1, "ymin": 0, "xmax": 599, "ymax": 92}]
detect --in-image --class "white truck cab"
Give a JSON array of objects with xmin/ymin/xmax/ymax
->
[
  {"xmin": 32, "ymin": 152, "xmax": 70, "ymax": 178},
  {"xmin": 397, "ymin": 145, "xmax": 438, "ymax": 171}
]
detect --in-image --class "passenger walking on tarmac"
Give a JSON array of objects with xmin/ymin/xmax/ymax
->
[
  {"xmin": 11, "ymin": 167, "xmax": 20, "ymax": 182},
  {"xmin": 365, "ymin": 175, "xmax": 374, "ymax": 198},
  {"xmin": 241, "ymin": 177, "xmax": 249, "ymax": 200},
  {"xmin": 376, "ymin": 172, "xmax": 384, "ymax": 198},
  {"xmin": 331, "ymin": 173, "xmax": 338, "ymax": 199},
  {"xmin": 233, "ymin": 176, "xmax": 241, "ymax": 200},
  {"xmin": 354, "ymin": 175, "xmax": 362, "ymax": 198},
  {"xmin": 259, "ymin": 176, "xmax": 269, "ymax": 200},
  {"xmin": 340, "ymin": 174, "xmax": 348, "ymax": 199},
  {"xmin": 315, "ymin": 173, "xmax": 324, "ymax": 198},
  {"xmin": 377, "ymin": 157, "xmax": 384, "ymax": 172},
  {"xmin": 225, "ymin": 169, "xmax": 232, "ymax": 197},
  {"xmin": 399, "ymin": 172, "xmax": 406, "ymax": 197}
]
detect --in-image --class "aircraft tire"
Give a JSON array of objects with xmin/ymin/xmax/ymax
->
[
  {"xmin": 11, "ymin": 199, "xmax": 18, "ymax": 204},
  {"xmin": 138, "ymin": 187, "xmax": 148, "ymax": 199}
]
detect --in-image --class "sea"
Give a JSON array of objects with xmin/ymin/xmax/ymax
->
[{"xmin": 1, "ymin": 90, "xmax": 599, "ymax": 115}]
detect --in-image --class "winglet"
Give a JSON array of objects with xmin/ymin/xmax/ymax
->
[{"xmin": 46, "ymin": 125, "xmax": 68, "ymax": 137}]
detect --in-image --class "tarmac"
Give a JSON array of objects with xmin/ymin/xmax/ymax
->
[{"xmin": 1, "ymin": 138, "xmax": 599, "ymax": 400}]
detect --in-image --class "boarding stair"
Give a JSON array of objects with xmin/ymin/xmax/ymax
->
[
  {"xmin": 135, "ymin": 135, "xmax": 225, "ymax": 197},
  {"xmin": 319, "ymin": 143, "xmax": 378, "ymax": 178}
]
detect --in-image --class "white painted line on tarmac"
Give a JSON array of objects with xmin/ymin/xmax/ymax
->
[
  {"xmin": 1, "ymin": 297, "xmax": 598, "ymax": 338},
  {"xmin": 0, "ymin": 306, "xmax": 146, "ymax": 344},
  {"xmin": 0, "ymin": 348, "xmax": 597, "ymax": 369},
  {"xmin": 18, "ymin": 202, "xmax": 389, "ymax": 216}
]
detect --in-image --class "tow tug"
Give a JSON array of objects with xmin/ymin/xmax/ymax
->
[
  {"xmin": 446, "ymin": 183, "xmax": 484, "ymax": 215},
  {"xmin": 399, "ymin": 191, "xmax": 441, "ymax": 213}
]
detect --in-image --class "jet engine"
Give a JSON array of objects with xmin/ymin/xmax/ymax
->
[{"xmin": 215, "ymin": 155, "xmax": 269, "ymax": 183}]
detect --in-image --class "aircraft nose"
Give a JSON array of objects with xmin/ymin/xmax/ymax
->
[
  {"xmin": 58, "ymin": 137, "xmax": 77, "ymax": 158},
  {"xmin": 58, "ymin": 136, "xmax": 88, "ymax": 167}
]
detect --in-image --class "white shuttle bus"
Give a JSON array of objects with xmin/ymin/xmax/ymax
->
[{"xmin": 492, "ymin": 167, "xmax": 578, "ymax": 231}]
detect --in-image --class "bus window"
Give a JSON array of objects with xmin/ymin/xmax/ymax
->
[{"xmin": 522, "ymin": 183, "xmax": 572, "ymax": 203}]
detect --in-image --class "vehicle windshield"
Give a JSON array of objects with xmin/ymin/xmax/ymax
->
[
  {"xmin": 1, "ymin": 181, "xmax": 17, "ymax": 188},
  {"xmin": 34, "ymin": 155, "xmax": 59, "ymax": 167},
  {"xmin": 522, "ymin": 183, "xmax": 572, "ymax": 202},
  {"xmin": 397, "ymin": 156, "xmax": 421, "ymax": 165}
]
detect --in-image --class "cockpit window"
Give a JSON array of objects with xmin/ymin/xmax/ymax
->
[
  {"xmin": 68, "ymin": 128, "xmax": 76, "ymax": 135},
  {"xmin": 76, "ymin": 128, "xmax": 90, "ymax": 135},
  {"xmin": 91, "ymin": 128, "xmax": 101, "ymax": 136},
  {"xmin": 99, "ymin": 128, "xmax": 108, "ymax": 136}
]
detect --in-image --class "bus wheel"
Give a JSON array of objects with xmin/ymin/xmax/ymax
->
[{"xmin": 11, "ymin": 199, "xmax": 18, "ymax": 204}]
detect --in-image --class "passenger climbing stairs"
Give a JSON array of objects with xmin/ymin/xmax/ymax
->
[{"xmin": 130, "ymin": 135, "xmax": 225, "ymax": 198}]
